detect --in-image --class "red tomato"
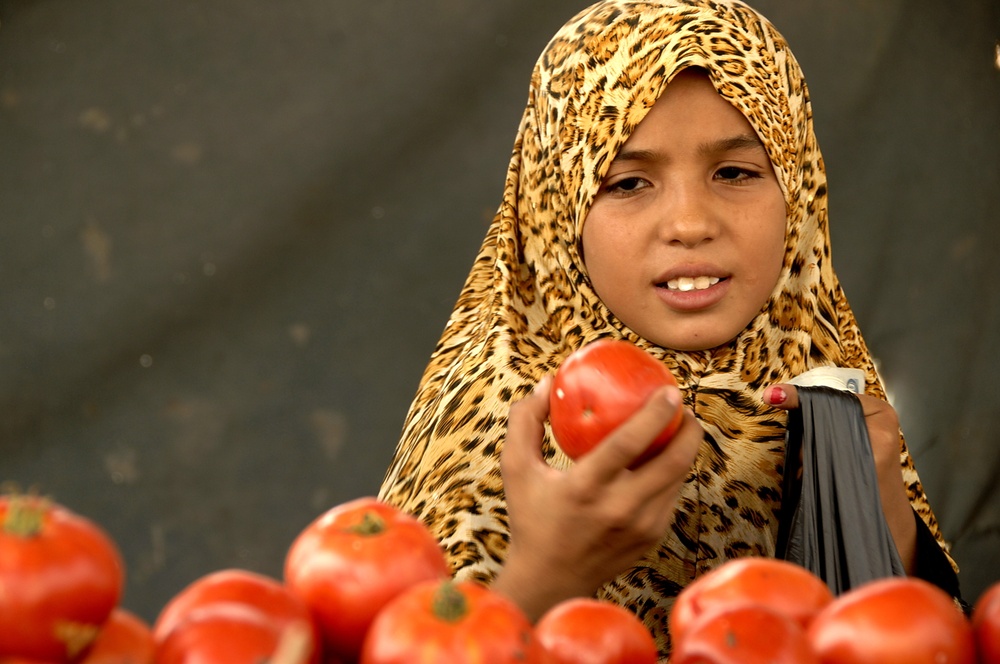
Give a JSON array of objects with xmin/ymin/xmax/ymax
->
[
  {"xmin": 153, "ymin": 568, "xmax": 320, "ymax": 661},
  {"xmin": 669, "ymin": 557, "xmax": 833, "ymax": 645},
  {"xmin": 671, "ymin": 604, "xmax": 818, "ymax": 664},
  {"xmin": 1, "ymin": 610, "xmax": 152, "ymax": 664},
  {"xmin": 549, "ymin": 339, "xmax": 683, "ymax": 465},
  {"xmin": 78, "ymin": 608, "xmax": 154, "ymax": 664},
  {"xmin": 535, "ymin": 597, "xmax": 658, "ymax": 664},
  {"xmin": 360, "ymin": 579, "xmax": 546, "ymax": 664},
  {"xmin": 0, "ymin": 493, "xmax": 124, "ymax": 662},
  {"xmin": 284, "ymin": 497, "xmax": 450, "ymax": 661},
  {"xmin": 154, "ymin": 603, "xmax": 313, "ymax": 664},
  {"xmin": 807, "ymin": 577, "xmax": 975, "ymax": 664},
  {"xmin": 971, "ymin": 581, "xmax": 1000, "ymax": 663}
]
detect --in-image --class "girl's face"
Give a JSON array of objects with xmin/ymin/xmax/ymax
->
[{"xmin": 581, "ymin": 69, "xmax": 787, "ymax": 351}]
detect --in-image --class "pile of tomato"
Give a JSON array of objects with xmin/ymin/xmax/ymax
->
[
  {"xmin": 2, "ymin": 488, "xmax": 999, "ymax": 664},
  {"xmin": 668, "ymin": 556, "xmax": 1000, "ymax": 664},
  {"xmin": 0, "ymin": 491, "xmax": 650, "ymax": 664}
]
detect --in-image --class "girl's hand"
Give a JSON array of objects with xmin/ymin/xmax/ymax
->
[
  {"xmin": 763, "ymin": 384, "xmax": 917, "ymax": 573},
  {"xmin": 491, "ymin": 375, "xmax": 702, "ymax": 620}
]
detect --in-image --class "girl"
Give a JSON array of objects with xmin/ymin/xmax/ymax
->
[{"xmin": 379, "ymin": 0, "xmax": 962, "ymax": 657}]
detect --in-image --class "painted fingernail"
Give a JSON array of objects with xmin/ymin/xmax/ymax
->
[{"xmin": 767, "ymin": 386, "xmax": 787, "ymax": 405}]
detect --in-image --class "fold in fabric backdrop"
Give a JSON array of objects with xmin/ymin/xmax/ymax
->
[{"xmin": 777, "ymin": 387, "xmax": 906, "ymax": 595}]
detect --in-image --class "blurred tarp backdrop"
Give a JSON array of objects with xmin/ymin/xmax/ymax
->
[{"xmin": 2, "ymin": 0, "xmax": 998, "ymax": 623}]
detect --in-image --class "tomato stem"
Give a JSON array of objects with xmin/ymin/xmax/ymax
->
[
  {"xmin": 349, "ymin": 511, "xmax": 386, "ymax": 537},
  {"xmin": 432, "ymin": 581, "xmax": 468, "ymax": 623},
  {"xmin": 1, "ymin": 493, "xmax": 47, "ymax": 537},
  {"xmin": 54, "ymin": 621, "xmax": 100, "ymax": 660}
]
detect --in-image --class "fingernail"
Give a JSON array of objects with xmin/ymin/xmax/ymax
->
[
  {"xmin": 663, "ymin": 385, "xmax": 681, "ymax": 407},
  {"xmin": 767, "ymin": 386, "xmax": 787, "ymax": 405},
  {"xmin": 535, "ymin": 375, "xmax": 552, "ymax": 393}
]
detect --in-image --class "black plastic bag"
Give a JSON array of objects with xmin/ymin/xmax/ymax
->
[{"xmin": 775, "ymin": 386, "xmax": 906, "ymax": 595}]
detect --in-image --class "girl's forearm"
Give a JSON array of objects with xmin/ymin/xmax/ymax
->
[{"xmin": 490, "ymin": 553, "xmax": 587, "ymax": 622}]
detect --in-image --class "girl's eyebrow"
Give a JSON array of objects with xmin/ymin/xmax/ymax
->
[
  {"xmin": 698, "ymin": 133, "xmax": 766, "ymax": 156},
  {"xmin": 611, "ymin": 148, "xmax": 659, "ymax": 164},
  {"xmin": 611, "ymin": 133, "xmax": 766, "ymax": 164}
]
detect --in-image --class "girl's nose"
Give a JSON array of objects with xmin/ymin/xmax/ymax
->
[{"xmin": 658, "ymin": 184, "xmax": 719, "ymax": 248}]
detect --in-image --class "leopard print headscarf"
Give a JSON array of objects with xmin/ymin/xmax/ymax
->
[{"xmin": 380, "ymin": 0, "xmax": 951, "ymax": 656}]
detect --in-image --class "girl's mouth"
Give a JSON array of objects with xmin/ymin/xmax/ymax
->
[
  {"xmin": 655, "ymin": 276, "xmax": 730, "ymax": 311},
  {"xmin": 664, "ymin": 276, "xmax": 722, "ymax": 291}
]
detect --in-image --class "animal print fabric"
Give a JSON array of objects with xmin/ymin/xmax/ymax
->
[{"xmin": 379, "ymin": 0, "xmax": 955, "ymax": 656}]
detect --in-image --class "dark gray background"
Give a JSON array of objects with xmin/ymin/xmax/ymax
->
[{"xmin": 2, "ymin": 0, "xmax": 998, "ymax": 623}]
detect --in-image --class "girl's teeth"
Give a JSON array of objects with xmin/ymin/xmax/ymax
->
[{"xmin": 667, "ymin": 276, "xmax": 720, "ymax": 291}]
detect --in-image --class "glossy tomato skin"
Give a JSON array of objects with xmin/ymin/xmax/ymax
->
[
  {"xmin": 78, "ymin": 608, "xmax": 155, "ymax": 664},
  {"xmin": 153, "ymin": 567, "xmax": 321, "ymax": 662},
  {"xmin": 360, "ymin": 579, "xmax": 545, "ymax": 664},
  {"xmin": 0, "ymin": 495, "xmax": 125, "ymax": 662},
  {"xmin": 808, "ymin": 577, "xmax": 975, "ymax": 664},
  {"xmin": 154, "ymin": 603, "xmax": 294, "ymax": 664},
  {"xmin": 971, "ymin": 581, "xmax": 1000, "ymax": 663},
  {"xmin": 284, "ymin": 497, "xmax": 450, "ymax": 661},
  {"xmin": 549, "ymin": 339, "xmax": 682, "ymax": 464},
  {"xmin": 536, "ymin": 597, "xmax": 658, "ymax": 664},
  {"xmin": 671, "ymin": 604, "xmax": 818, "ymax": 664},
  {"xmin": 669, "ymin": 557, "xmax": 833, "ymax": 645}
]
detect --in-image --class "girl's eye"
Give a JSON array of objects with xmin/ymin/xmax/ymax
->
[
  {"xmin": 715, "ymin": 166, "xmax": 761, "ymax": 183},
  {"xmin": 603, "ymin": 176, "xmax": 649, "ymax": 196}
]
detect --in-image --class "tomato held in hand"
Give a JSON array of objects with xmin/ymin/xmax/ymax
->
[
  {"xmin": 536, "ymin": 597, "xmax": 658, "ymax": 664},
  {"xmin": 360, "ymin": 579, "xmax": 545, "ymax": 664},
  {"xmin": 669, "ymin": 557, "xmax": 833, "ymax": 646},
  {"xmin": 0, "ymin": 493, "xmax": 124, "ymax": 662},
  {"xmin": 549, "ymin": 339, "xmax": 683, "ymax": 465},
  {"xmin": 971, "ymin": 581, "xmax": 1000, "ymax": 663},
  {"xmin": 671, "ymin": 604, "xmax": 818, "ymax": 664},
  {"xmin": 807, "ymin": 577, "xmax": 975, "ymax": 664},
  {"xmin": 78, "ymin": 608, "xmax": 155, "ymax": 664},
  {"xmin": 152, "ymin": 568, "xmax": 320, "ymax": 662},
  {"xmin": 284, "ymin": 497, "xmax": 450, "ymax": 661}
]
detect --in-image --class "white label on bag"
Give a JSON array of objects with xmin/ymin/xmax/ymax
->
[{"xmin": 787, "ymin": 367, "xmax": 865, "ymax": 394}]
